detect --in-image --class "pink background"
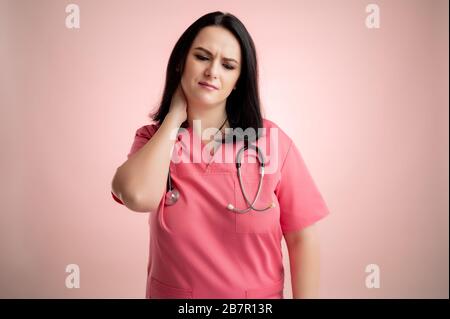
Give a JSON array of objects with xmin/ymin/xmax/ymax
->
[{"xmin": 0, "ymin": 0, "xmax": 448, "ymax": 298}]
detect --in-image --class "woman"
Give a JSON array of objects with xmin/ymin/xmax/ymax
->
[{"xmin": 111, "ymin": 11, "xmax": 330, "ymax": 299}]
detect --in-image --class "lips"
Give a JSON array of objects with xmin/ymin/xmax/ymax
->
[{"xmin": 199, "ymin": 82, "xmax": 218, "ymax": 90}]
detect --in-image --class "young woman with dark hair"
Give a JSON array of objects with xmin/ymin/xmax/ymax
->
[{"xmin": 112, "ymin": 11, "xmax": 330, "ymax": 299}]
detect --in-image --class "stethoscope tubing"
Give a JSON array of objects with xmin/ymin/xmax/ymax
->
[
  {"xmin": 227, "ymin": 143, "xmax": 275, "ymax": 213},
  {"xmin": 165, "ymin": 141, "xmax": 274, "ymax": 213}
]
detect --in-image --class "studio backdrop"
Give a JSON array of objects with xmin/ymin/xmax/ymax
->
[{"xmin": 0, "ymin": 0, "xmax": 448, "ymax": 298}]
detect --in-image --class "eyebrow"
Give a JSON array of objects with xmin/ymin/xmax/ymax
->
[{"xmin": 193, "ymin": 47, "xmax": 239, "ymax": 64}]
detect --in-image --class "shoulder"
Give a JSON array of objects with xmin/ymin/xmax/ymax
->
[
  {"xmin": 261, "ymin": 118, "xmax": 296, "ymax": 174},
  {"xmin": 134, "ymin": 122, "xmax": 161, "ymax": 139},
  {"xmin": 262, "ymin": 118, "xmax": 293, "ymax": 147},
  {"xmin": 262, "ymin": 118, "xmax": 278, "ymax": 129}
]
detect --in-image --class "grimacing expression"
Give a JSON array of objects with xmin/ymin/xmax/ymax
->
[{"xmin": 180, "ymin": 26, "xmax": 242, "ymax": 108}]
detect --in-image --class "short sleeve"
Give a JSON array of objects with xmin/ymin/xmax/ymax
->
[
  {"xmin": 111, "ymin": 124, "xmax": 160, "ymax": 205},
  {"xmin": 126, "ymin": 124, "xmax": 159, "ymax": 159},
  {"xmin": 275, "ymin": 140, "xmax": 330, "ymax": 233}
]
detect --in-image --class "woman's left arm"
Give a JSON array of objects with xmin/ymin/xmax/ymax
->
[{"xmin": 284, "ymin": 224, "xmax": 321, "ymax": 299}]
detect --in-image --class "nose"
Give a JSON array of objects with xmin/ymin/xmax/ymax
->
[{"xmin": 205, "ymin": 60, "xmax": 220, "ymax": 78}]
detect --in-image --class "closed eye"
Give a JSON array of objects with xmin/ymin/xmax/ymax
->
[{"xmin": 194, "ymin": 54, "xmax": 235, "ymax": 70}]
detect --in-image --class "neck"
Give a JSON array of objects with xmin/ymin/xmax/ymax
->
[{"xmin": 187, "ymin": 105, "xmax": 228, "ymax": 142}]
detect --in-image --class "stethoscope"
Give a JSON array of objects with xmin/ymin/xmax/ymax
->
[{"xmin": 165, "ymin": 140, "xmax": 275, "ymax": 213}]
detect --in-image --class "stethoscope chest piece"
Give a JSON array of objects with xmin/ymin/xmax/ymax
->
[
  {"xmin": 165, "ymin": 188, "xmax": 179, "ymax": 206},
  {"xmin": 165, "ymin": 168, "xmax": 180, "ymax": 205}
]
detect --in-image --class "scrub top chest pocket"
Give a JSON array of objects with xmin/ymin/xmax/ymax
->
[
  {"xmin": 232, "ymin": 160, "xmax": 281, "ymax": 234},
  {"xmin": 161, "ymin": 167, "xmax": 238, "ymax": 236}
]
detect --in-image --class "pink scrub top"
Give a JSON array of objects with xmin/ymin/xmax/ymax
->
[{"xmin": 112, "ymin": 118, "xmax": 330, "ymax": 299}]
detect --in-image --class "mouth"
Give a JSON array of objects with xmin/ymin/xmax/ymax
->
[{"xmin": 198, "ymin": 82, "xmax": 218, "ymax": 90}]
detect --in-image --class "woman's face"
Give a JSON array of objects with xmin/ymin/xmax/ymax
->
[{"xmin": 180, "ymin": 26, "xmax": 242, "ymax": 108}]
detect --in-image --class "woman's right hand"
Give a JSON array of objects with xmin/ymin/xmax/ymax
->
[{"xmin": 167, "ymin": 84, "xmax": 188, "ymax": 125}]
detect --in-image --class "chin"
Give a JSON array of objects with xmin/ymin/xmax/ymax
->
[{"xmin": 192, "ymin": 92, "xmax": 218, "ymax": 102}]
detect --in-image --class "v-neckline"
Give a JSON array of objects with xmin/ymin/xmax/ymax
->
[{"xmin": 185, "ymin": 125, "xmax": 224, "ymax": 171}]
